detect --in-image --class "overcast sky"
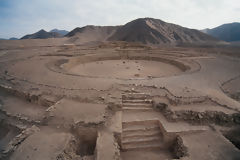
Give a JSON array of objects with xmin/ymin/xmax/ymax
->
[{"xmin": 0, "ymin": 0, "xmax": 239, "ymax": 39}]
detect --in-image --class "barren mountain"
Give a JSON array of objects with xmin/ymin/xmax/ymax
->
[
  {"xmin": 50, "ymin": 29, "xmax": 69, "ymax": 36},
  {"xmin": 108, "ymin": 18, "xmax": 218, "ymax": 44},
  {"xmin": 66, "ymin": 18, "xmax": 218, "ymax": 45},
  {"xmin": 65, "ymin": 25, "xmax": 120, "ymax": 43},
  {"xmin": 21, "ymin": 29, "xmax": 62, "ymax": 39},
  {"xmin": 202, "ymin": 23, "xmax": 240, "ymax": 42},
  {"xmin": 9, "ymin": 37, "xmax": 18, "ymax": 40}
]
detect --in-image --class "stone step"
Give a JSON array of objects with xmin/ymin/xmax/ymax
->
[
  {"xmin": 122, "ymin": 120, "xmax": 159, "ymax": 128},
  {"xmin": 122, "ymin": 135, "xmax": 163, "ymax": 145},
  {"xmin": 122, "ymin": 128, "xmax": 161, "ymax": 138},
  {"xmin": 122, "ymin": 124, "xmax": 159, "ymax": 132},
  {"xmin": 122, "ymin": 99, "xmax": 152, "ymax": 104},
  {"xmin": 122, "ymin": 140, "xmax": 165, "ymax": 151},
  {"xmin": 122, "ymin": 107, "xmax": 153, "ymax": 111},
  {"xmin": 123, "ymin": 92, "xmax": 150, "ymax": 96},
  {"xmin": 122, "ymin": 94, "xmax": 150, "ymax": 98},
  {"xmin": 122, "ymin": 103, "xmax": 152, "ymax": 108},
  {"xmin": 122, "ymin": 93, "xmax": 151, "ymax": 100}
]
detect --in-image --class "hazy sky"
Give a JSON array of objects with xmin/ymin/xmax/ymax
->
[{"xmin": 0, "ymin": 0, "xmax": 239, "ymax": 39}]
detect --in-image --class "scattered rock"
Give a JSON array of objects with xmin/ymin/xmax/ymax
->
[
  {"xmin": 148, "ymin": 75, "xmax": 153, "ymax": 79},
  {"xmin": 3, "ymin": 125, "xmax": 40, "ymax": 156},
  {"xmin": 171, "ymin": 136, "xmax": 188, "ymax": 158},
  {"xmin": 99, "ymin": 96, "xmax": 105, "ymax": 100},
  {"xmin": 153, "ymin": 85, "xmax": 157, "ymax": 88},
  {"xmin": 198, "ymin": 113, "xmax": 203, "ymax": 119}
]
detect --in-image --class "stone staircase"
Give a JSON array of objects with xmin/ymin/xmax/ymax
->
[
  {"xmin": 121, "ymin": 92, "xmax": 165, "ymax": 151},
  {"xmin": 121, "ymin": 120, "xmax": 164, "ymax": 151},
  {"xmin": 122, "ymin": 92, "xmax": 153, "ymax": 112}
]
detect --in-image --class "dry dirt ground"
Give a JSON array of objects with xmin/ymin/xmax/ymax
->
[{"xmin": 0, "ymin": 40, "xmax": 240, "ymax": 160}]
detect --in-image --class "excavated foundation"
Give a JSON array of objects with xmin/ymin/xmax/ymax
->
[
  {"xmin": 72, "ymin": 127, "xmax": 97, "ymax": 157},
  {"xmin": 222, "ymin": 127, "xmax": 240, "ymax": 150},
  {"xmin": 119, "ymin": 92, "xmax": 188, "ymax": 160},
  {"xmin": 119, "ymin": 119, "xmax": 188, "ymax": 159},
  {"xmin": 0, "ymin": 120, "xmax": 21, "ymax": 157}
]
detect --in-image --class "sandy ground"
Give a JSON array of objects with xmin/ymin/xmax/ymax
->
[
  {"xmin": 47, "ymin": 99, "xmax": 107, "ymax": 126},
  {"xmin": 9, "ymin": 127, "xmax": 73, "ymax": 160},
  {"xmin": 181, "ymin": 130, "xmax": 240, "ymax": 160},
  {"xmin": 69, "ymin": 60, "xmax": 182, "ymax": 79},
  {"xmin": 0, "ymin": 40, "xmax": 240, "ymax": 160},
  {"xmin": 121, "ymin": 149, "xmax": 173, "ymax": 160},
  {"xmin": 0, "ymin": 89, "xmax": 45, "ymax": 121}
]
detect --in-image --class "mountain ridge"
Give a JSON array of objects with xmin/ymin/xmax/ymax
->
[
  {"xmin": 65, "ymin": 25, "xmax": 121, "ymax": 44},
  {"xmin": 108, "ymin": 18, "xmax": 218, "ymax": 44},
  {"xmin": 201, "ymin": 22, "xmax": 240, "ymax": 42},
  {"xmin": 19, "ymin": 18, "xmax": 220, "ymax": 44},
  {"xmin": 50, "ymin": 29, "xmax": 69, "ymax": 36},
  {"xmin": 21, "ymin": 29, "xmax": 62, "ymax": 39},
  {"xmin": 66, "ymin": 18, "xmax": 219, "ymax": 44}
]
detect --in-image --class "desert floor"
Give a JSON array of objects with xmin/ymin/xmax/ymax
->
[{"xmin": 0, "ymin": 40, "xmax": 240, "ymax": 160}]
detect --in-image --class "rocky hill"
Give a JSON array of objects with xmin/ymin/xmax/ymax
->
[
  {"xmin": 66, "ymin": 18, "xmax": 218, "ymax": 45},
  {"xmin": 108, "ymin": 18, "xmax": 218, "ymax": 44},
  {"xmin": 50, "ymin": 29, "xmax": 69, "ymax": 36},
  {"xmin": 65, "ymin": 25, "xmax": 120, "ymax": 43},
  {"xmin": 21, "ymin": 29, "xmax": 62, "ymax": 39},
  {"xmin": 202, "ymin": 23, "xmax": 240, "ymax": 42}
]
